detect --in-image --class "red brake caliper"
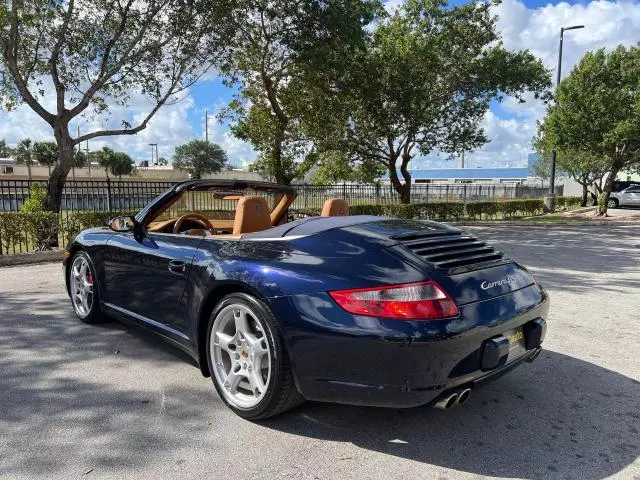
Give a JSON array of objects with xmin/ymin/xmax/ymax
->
[{"xmin": 87, "ymin": 273, "xmax": 93, "ymax": 285}]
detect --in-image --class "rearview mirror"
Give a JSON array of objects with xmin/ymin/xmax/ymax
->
[{"xmin": 109, "ymin": 216, "xmax": 136, "ymax": 232}]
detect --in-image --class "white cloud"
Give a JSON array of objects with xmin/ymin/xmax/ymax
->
[
  {"xmin": 464, "ymin": 0, "xmax": 640, "ymax": 168},
  {"xmin": 1, "ymin": 0, "xmax": 639, "ymax": 170}
]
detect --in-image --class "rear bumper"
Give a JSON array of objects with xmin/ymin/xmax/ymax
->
[{"xmin": 270, "ymin": 285, "xmax": 549, "ymax": 408}]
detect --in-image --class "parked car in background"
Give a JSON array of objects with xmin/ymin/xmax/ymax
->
[
  {"xmin": 612, "ymin": 180, "xmax": 640, "ymax": 192},
  {"xmin": 609, "ymin": 185, "xmax": 640, "ymax": 208}
]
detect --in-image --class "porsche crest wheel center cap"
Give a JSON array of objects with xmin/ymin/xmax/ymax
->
[{"xmin": 241, "ymin": 348, "xmax": 250, "ymax": 360}]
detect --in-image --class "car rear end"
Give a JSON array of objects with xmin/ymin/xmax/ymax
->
[{"xmin": 266, "ymin": 218, "xmax": 549, "ymax": 409}]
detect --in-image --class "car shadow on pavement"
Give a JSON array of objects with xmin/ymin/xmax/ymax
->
[
  {"xmin": 266, "ymin": 350, "xmax": 640, "ymax": 480},
  {"xmin": 0, "ymin": 290, "xmax": 222, "ymax": 477}
]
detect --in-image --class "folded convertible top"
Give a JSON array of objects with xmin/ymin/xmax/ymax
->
[{"xmin": 243, "ymin": 215, "xmax": 382, "ymax": 238}]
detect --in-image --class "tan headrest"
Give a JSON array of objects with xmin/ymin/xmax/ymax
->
[
  {"xmin": 233, "ymin": 196, "xmax": 272, "ymax": 235},
  {"xmin": 321, "ymin": 198, "xmax": 349, "ymax": 217}
]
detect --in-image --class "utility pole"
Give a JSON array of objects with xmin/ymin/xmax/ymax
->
[
  {"xmin": 549, "ymin": 25, "xmax": 584, "ymax": 200},
  {"xmin": 85, "ymin": 139, "xmax": 90, "ymax": 178},
  {"xmin": 205, "ymin": 110, "xmax": 214, "ymax": 143},
  {"xmin": 149, "ymin": 143, "xmax": 158, "ymax": 165}
]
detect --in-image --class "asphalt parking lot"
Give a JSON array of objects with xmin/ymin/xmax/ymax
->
[{"xmin": 1, "ymin": 224, "xmax": 639, "ymax": 480}]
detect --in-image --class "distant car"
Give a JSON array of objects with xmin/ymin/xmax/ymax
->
[
  {"xmin": 64, "ymin": 180, "xmax": 549, "ymax": 419},
  {"xmin": 612, "ymin": 180, "xmax": 640, "ymax": 192},
  {"xmin": 608, "ymin": 185, "xmax": 640, "ymax": 208}
]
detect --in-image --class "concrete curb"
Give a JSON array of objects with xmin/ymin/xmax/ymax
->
[{"xmin": 0, "ymin": 249, "xmax": 64, "ymax": 267}]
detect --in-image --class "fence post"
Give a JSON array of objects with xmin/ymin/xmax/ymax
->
[
  {"xmin": 463, "ymin": 184, "xmax": 467, "ymax": 203},
  {"xmin": 342, "ymin": 182, "xmax": 346, "ymax": 199},
  {"xmin": 106, "ymin": 178, "xmax": 112, "ymax": 212}
]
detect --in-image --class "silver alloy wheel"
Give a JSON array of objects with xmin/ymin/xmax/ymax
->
[
  {"xmin": 210, "ymin": 303, "xmax": 272, "ymax": 409},
  {"xmin": 70, "ymin": 255, "xmax": 94, "ymax": 318},
  {"xmin": 608, "ymin": 199, "xmax": 617, "ymax": 208}
]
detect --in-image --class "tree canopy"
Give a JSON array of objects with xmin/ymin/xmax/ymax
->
[
  {"xmin": 533, "ymin": 132, "xmax": 608, "ymax": 206},
  {"xmin": 173, "ymin": 140, "xmax": 227, "ymax": 179},
  {"xmin": 0, "ymin": 0, "xmax": 235, "ymax": 210},
  {"xmin": 33, "ymin": 141, "xmax": 58, "ymax": 166},
  {"xmin": 95, "ymin": 146, "xmax": 134, "ymax": 178},
  {"xmin": 311, "ymin": 151, "xmax": 384, "ymax": 185},
  {"xmin": 219, "ymin": 0, "xmax": 380, "ymax": 185},
  {"xmin": 307, "ymin": 0, "xmax": 551, "ymax": 203},
  {"xmin": 538, "ymin": 44, "xmax": 640, "ymax": 214}
]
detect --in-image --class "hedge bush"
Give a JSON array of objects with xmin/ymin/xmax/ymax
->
[
  {"xmin": 349, "ymin": 199, "xmax": 543, "ymax": 221},
  {"xmin": 0, "ymin": 211, "xmax": 59, "ymax": 252},
  {"xmin": 556, "ymin": 196, "xmax": 581, "ymax": 210}
]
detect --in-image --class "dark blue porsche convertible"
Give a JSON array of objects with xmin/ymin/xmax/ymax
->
[{"xmin": 64, "ymin": 180, "xmax": 549, "ymax": 419}]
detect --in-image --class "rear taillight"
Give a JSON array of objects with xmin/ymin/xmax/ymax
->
[{"xmin": 328, "ymin": 281, "xmax": 458, "ymax": 320}]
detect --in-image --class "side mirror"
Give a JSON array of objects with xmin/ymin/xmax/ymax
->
[{"xmin": 109, "ymin": 216, "xmax": 136, "ymax": 232}]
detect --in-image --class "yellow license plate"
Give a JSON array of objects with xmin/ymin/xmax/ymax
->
[
  {"xmin": 507, "ymin": 329, "xmax": 524, "ymax": 346},
  {"xmin": 504, "ymin": 327, "xmax": 526, "ymax": 360}
]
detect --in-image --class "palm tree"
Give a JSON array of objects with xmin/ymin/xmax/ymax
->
[{"xmin": 15, "ymin": 139, "xmax": 34, "ymax": 180}]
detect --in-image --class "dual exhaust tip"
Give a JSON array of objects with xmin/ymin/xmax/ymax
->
[{"xmin": 434, "ymin": 388, "xmax": 472, "ymax": 410}]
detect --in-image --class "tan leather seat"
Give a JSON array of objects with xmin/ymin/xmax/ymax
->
[
  {"xmin": 233, "ymin": 196, "xmax": 272, "ymax": 235},
  {"xmin": 321, "ymin": 198, "xmax": 349, "ymax": 217}
]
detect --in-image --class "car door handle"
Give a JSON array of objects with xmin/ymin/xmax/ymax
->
[{"xmin": 168, "ymin": 260, "xmax": 186, "ymax": 274}]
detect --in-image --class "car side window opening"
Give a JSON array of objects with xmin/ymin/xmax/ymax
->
[{"xmin": 144, "ymin": 186, "xmax": 292, "ymax": 237}]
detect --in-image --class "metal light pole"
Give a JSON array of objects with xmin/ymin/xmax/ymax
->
[
  {"xmin": 205, "ymin": 110, "xmax": 213, "ymax": 143},
  {"xmin": 549, "ymin": 25, "xmax": 584, "ymax": 198}
]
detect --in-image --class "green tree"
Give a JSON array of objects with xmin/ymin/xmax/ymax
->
[
  {"xmin": 95, "ymin": 146, "xmax": 133, "ymax": 178},
  {"xmin": 109, "ymin": 152, "xmax": 134, "ymax": 178},
  {"xmin": 72, "ymin": 150, "xmax": 87, "ymax": 168},
  {"xmin": 158, "ymin": 157, "xmax": 169, "ymax": 166},
  {"xmin": 0, "ymin": 0, "xmax": 235, "ymax": 211},
  {"xmin": 312, "ymin": 151, "xmax": 384, "ymax": 185},
  {"xmin": 538, "ymin": 45, "xmax": 640, "ymax": 215},
  {"xmin": 533, "ymin": 133, "xmax": 608, "ymax": 206},
  {"xmin": 33, "ymin": 142, "xmax": 58, "ymax": 175},
  {"xmin": 0, "ymin": 138, "xmax": 8, "ymax": 157},
  {"xmin": 310, "ymin": 0, "xmax": 551, "ymax": 203},
  {"xmin": 220, "ymin": 0, "xmax": 380, "ymax": 185},
  {"xmin": 173, "ymin": 140, "xmax": 227, "ymax": 179},
  {"xmin": 14, "ymin": 138, "xmax": 34, "ymax": 179},
  {"xmin": 529, "ymin": 153, "xmax": 551, "ymax": 188}
]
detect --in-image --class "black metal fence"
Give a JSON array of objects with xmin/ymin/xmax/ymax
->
[{"xmin": 0, "ymin": 179, "xmax": 562, "ymax": 213}]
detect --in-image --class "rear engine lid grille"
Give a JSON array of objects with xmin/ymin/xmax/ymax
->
[{"xmin": 398, "ymin": 232, "xmax": 504, "ymax": 269}]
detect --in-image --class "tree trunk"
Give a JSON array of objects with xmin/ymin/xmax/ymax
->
[
  {"xmin": 580, "ymin": 182, "xmax": 588, "ymax": 207},
  {"xmin": 388, "ymin": 162, "xmax": 412, "ymax": 204},
  {"xmin": 598, "ymin": 165, "xmax": 620, "ymax": 216},
  {"xmin": 45, "ymin": 124, "xmax": 73, "ymax": 212},
  {"xmin": 272, "ymin": 124, "xmax": 290, "ymax": 185}
]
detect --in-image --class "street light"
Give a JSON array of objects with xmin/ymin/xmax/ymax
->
[
  {"xmin": 204, "ymin": 110, "xmax": 213, "ymax": 143},
  {"xmin": 149, "ymin": 143, "xmax": 158, "ymax": 166},
  {"xmin": 549, "ymin": 25, "xmax": 584, "ymax": 198}
]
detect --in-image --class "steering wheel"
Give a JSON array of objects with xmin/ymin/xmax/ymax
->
[{"xmin": 173, "ymin": 213, "xmax": 215, "ymax": 234}]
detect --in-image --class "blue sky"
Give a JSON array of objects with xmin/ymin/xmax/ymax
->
[{"xmin": 1, "ymin": 0, "xmax": 639, "ymax": 170}]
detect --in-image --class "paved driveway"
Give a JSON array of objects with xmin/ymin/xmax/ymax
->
[
  {"xmin": 1, "ymin": 225, "xmax": 639, "ymax": 480},
  {"xmin": 606, "ymin": 206, "xmax": 640, "ymax": 219}
]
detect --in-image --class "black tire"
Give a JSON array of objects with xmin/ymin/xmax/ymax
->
[
  {"xmin": 607, "ymin": 198, "xmax": 619, "ymax": 209},
  {"xmin": 206, "ymin": 293, "xmax": 303, "ymax": 420},
  {"xmin": 67, "ymin": 251, "xmax": 107, "ymax": 324}
]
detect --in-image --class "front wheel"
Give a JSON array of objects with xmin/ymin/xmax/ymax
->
[
  {"xmin": 206, "ymin": 293, "xmax": 303, "ymax": 419},
  {"xmin": 68, "ymin": 251, "xmax": 106, "ymax": 324},
  {"xmin": 607, "ymin": 198, "xmax": 619, "ymax": 209}
]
